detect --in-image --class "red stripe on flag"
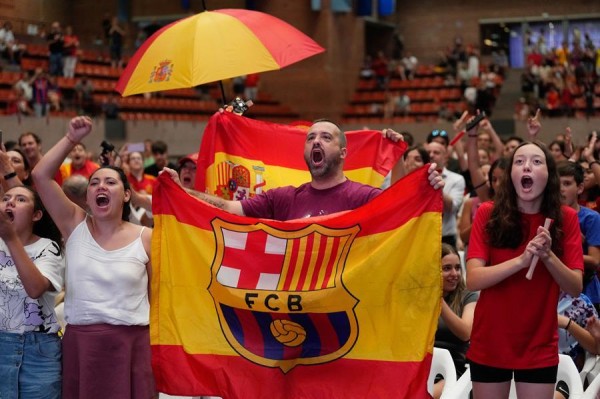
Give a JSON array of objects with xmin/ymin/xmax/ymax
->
[
  {"xmin": 283, "ymin": 239, "xmax": 301, "ymax": 291},
  {"xmin": 308, "ymin": 235, "xmax": 329, "ymax": 290},
  {"xmin": 308, "ymin": 312, "xmax": 343, "ymax": 357},
  {"xmin": 295, "ymin": 234, "xmax": 315, "ymax": 290},
  {"xmin": 152, "ymin": 345, "xmax": 433, "ymax": 399},
  {"xmin": 232, "ymin": 307, "xmax": 265, "ymax": 358},
  {"xmin": 320, "ymin": 237, "xmax": 341, "ymax": 289}
]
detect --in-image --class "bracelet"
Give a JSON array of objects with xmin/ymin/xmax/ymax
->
[
  {"xmin": 65, "ymin": 135, "xmax": 78, "ymax": 145},
  {"xmin": 468, "ymin": 134, "xmax": 478, "ymax": 138},
  {"xmin": 590, "ymin": 161, "xmax": 600, "ymax": 167},
  {"xmin": 3, "ymin": 171, "xmax": 17, "ymax": 180},
  {"xmin": 565, "ymin": 318, "xmax": 572, "ymax": 331}
]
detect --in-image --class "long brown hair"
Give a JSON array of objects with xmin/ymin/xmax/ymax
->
[
  {"xmin": 486, "ymin": 141, "xmax": 563, "ymax": 254},
  {"xmin": 441, "ymin": 243, "xmax": 465, "ymax": 315}
]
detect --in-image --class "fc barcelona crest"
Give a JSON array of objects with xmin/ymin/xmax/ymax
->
[
  {"xmin": 148, "ymin": 60, "xmax": 173, "ymax": 83},
  {"xmin": 209, "ymin": 219, "xmax": 360, "ymax": 373}
]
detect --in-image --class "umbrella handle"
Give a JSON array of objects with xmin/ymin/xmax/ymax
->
[{"xmin": 219, "ymin": 81, "xmax": 227, "ymax": 106}]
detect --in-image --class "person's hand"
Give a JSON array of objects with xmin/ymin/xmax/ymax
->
[
  {"xmin": 453, "ymin": 110, "xmax": 469, "ymax": 132},
  {"xmin": 427, "ymin": 163, "xmax": 444, "ymax": 190},
  {"xmin": 382, "ymin": 128, "xmax": 403, "ymax": 142},
  {"xmin": 564, "ymin": 127, "xmax": 574, "ymax": 158},
  {"xmin": 586, "ymin": 316, "xmax": 600, "ymax": 343},
  {"xmin": 66, "ymin": 116, "xmax": 92, "ymax": 142},
  {"xmin": 527, "ymin": 108, "xmax": 542, "ymax": 138},
  {"xmin": 465, "ymin": 114, "xmax": 480, "ymax": 138},
  {"xmin": 582, "ymin": 131, "xmax": 597, "ymax": 163},
  {"xmin": 160, "ymin": 167, "xmax": 183, "ymax": 187},
  {"xmin": 525, "ymin": 225, "xmax": 552, "ymax": 261},
  {"xmin": 0, "ymin": 147, "xmax": 14, "ymax": 178}
]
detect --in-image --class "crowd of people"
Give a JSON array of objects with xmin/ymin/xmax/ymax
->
[
  {"xmin": 0, "ymin": 104, "xmax": 598, "ymax": 398},
  {"xmin": 518, "ymin": 29, "xmax": 600, "ymax": 120}
]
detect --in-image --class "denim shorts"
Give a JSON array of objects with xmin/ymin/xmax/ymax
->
[{"xmin": 0, "ymin": 331, "xmax": 62, "ymax": 399}]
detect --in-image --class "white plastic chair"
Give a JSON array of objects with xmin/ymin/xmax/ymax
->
[
  {"xmin": 582, "ymin": 354, "xmax": 600, "ymax": 387},
  {"xmin": 582, "ymin": 372, "xmax": 600, "ymax": 399},
  {"xmin": 428, "ymin": 347, "xmax": 458, "ymax": 397},
  {"xmin": 441, "ymin": 354, "xmax": 583, "ymax": 399}
]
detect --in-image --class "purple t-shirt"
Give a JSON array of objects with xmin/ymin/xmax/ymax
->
[{"xmin": 241, "ymin": 180, "xmax": 381, "ymax": 221}]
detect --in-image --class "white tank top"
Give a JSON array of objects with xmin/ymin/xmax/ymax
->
[{"xmin": 64, "ymin": 218, "xmax": 150, "ymax": 325}]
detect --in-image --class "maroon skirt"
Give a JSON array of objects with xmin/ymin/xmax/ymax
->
[{"xmin": 62, "ymin": 324, "xmax": 156, "ymax": 399}]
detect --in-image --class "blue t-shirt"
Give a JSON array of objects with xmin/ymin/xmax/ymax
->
[{"xmin": 578, "ymin": 206, "xmax": 600, "ymax": 254}]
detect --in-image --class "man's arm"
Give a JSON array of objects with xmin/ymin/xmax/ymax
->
[{"xmin": 160, "ymin": 168, "xmax": 245, "ymax": 216}]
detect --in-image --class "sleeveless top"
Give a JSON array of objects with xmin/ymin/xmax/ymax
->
[{"xmin": 64, "ymin": 218, "xmax": 149, "ymax": 326}]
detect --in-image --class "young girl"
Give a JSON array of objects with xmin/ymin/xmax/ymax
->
[
  {"xmin": 434, "ymin": 243, "xmax": 478, "ymax": 398},
  {"xmin": 466, "ymin": 141, "xmax": 583, "ymax": 398},
  {"xmin": 0, "ymin": 186, "xmax": 64, "ymax": 398},
  {"xmin": 32, "ymin": 116, "xmax": 155, "ymax": 399}
]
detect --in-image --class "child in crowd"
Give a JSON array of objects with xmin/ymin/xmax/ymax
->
[
  {"xmin": 0, "ymin": 186, "xmax": 64, "ymax": 398},
  {"xmin": 466, "ymin": 135, "xmax": 583, "ymax": 398}
]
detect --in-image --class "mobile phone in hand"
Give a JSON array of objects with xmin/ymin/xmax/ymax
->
[{"xmin": 466, "ymin": 112, "xmax": 486, "ymax": 131}]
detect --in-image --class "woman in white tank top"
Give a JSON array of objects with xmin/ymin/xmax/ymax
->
[{"xmin": 32, "ymin": 116, "xmax": 156, "ymax": 399}]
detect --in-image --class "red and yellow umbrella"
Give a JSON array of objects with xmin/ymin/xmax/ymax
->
[{"xmin": 115, "ymin": 9, "xmax": 325, "ymax": 97}]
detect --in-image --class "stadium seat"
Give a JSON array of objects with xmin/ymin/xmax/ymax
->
[{"xmin": 428, "ymin": 347, "xmax": 457, "ymax": 397}]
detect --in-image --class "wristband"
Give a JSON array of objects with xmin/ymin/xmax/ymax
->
[
  {"xmin": 565, "ymin": 318, "xmax": 572, "ymax": 331},
  {"xmin": 3, "ymin": 171, "xmax": 17, "ymax": 180}
]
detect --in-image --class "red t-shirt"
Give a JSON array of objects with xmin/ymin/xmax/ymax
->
[
  {"xmin": 127, "ymin": 173, "xmax": 156, "ymax": 195},
  {"xmin": 466, "ymin": 202, "xmax": 583, "ymax": 369},
  {"xmin": 56, "ymin": 160, "xmax": 100, "ymax": 186}
]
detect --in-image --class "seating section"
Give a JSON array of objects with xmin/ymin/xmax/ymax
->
[
  {"xmin": 0, "ymin": 42, "xmax": 300, "ymax": 122},
  {"xmin": 342, "ymin": 65, "xmax": 470, "ymax": 125}
]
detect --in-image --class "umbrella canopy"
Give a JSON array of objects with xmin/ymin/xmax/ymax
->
[{"xmin": 115, "ymin": 9, "xmax": 325, "ymax": 97}]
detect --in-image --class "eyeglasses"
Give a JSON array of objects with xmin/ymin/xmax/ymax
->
[{"xmin": 431, "ymin": 130, "xmax": 448, "ymax": 137}]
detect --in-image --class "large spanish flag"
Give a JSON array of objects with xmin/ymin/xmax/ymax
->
[
  {"xmin": 152, "ymin": 166, "xmax": 442, "ymax": 398},
  {"xmin": 194, "ymin": 112, "xmax": 406, "ymax": 196}
]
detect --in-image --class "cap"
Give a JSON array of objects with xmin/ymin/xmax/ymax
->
[{"xmin": 178, "ymin": 152, "xmax": 198, "ymax": 166}]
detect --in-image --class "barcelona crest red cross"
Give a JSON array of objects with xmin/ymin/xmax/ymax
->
[{"xmin": 209, "ymin": 219, "xmax": 360, "ymax": 372}]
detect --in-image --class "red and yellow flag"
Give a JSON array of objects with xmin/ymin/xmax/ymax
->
[
  {"xmin": 194, "ymin": 112, "xmax": 406, "ymax": 197},
  {"xmin": 151, "ymin": 166, "xmax": 442, "ymax": 398}
]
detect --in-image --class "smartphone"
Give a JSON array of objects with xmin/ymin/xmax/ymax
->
[
  {"xmin": 466, "ymin": 112, "xmax": 486, "ymax": 131},
  {"xmin": 128, "ymin": 142, "xmax": 145, "ymax": 153}
]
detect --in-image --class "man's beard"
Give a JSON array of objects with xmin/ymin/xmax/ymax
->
[{"xmin": 305, "ymin": 152, "xmax": 342, "ymax": 180}]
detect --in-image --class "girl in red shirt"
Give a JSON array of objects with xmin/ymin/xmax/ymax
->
[{"xmin": 466, "ymin": 140, "xmax": 583, "ymax": 399}]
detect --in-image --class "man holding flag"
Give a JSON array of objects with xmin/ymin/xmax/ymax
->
[
  {"xmin": 162, "ymin": 119, "xmax": 444, "ymax": 219},
  {"xmin": 153, "ymin": 116, "xmax": 445, "ymax": 398}
]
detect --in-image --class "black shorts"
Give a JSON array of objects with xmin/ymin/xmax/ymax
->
[{"xmin": 469, "ymin": 360, "xmax": 557, "ymax": 384}]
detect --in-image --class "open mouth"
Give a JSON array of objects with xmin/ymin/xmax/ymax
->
[
  {"xmin": 182, "ymin": 176, "xmax": 192, "ymax": 185},
  {"xmin": 521, "ymin": 176, "xmax": 533, "ymax": 189},
  {"xmin": 311, "ymin": 147, "xmax": 324, "ymax": 166},
  {"xmin": 96, "ymin": 194, "xmax": 110, "ymax": 207},
  {"xmin": 5, "ymin": 210, "xmax": 14, "ymax": 222}
]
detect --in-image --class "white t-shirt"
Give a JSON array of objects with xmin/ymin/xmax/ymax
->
[{"xmin": 0, "ymin": 237, "xmax": 65, "ymax": 334}]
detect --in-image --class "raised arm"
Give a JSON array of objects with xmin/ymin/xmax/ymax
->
[
  {"xmin": 31, "ymin": 116, "xmax": 90, "ymax": 238},
  {"xmin": 466, "ymin": 117, "xmax": 490, "ymax": 201},
  {"xmin": 440, "ymin": 299, "xmax": 476, "ymax": 341},
  {"xmin": 0, "ymin": 148, "xmax": 24, "ymax": 193},
  {"xmin": 0, "ymin": 210, "xmax": 52, "ymax": 298},
  {"xmin": 160, "ymin": 167, "xmax": 245, "ymax": 216}
]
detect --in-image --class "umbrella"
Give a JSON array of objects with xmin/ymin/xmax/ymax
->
[{"xmin": 115, "ymin": 8, "xmax": 325, "ymax": 103}]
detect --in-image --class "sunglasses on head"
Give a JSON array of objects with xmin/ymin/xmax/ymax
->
[{"xmin": 431, "ymin": 130, "xmax": 448, "ymax": 137}]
